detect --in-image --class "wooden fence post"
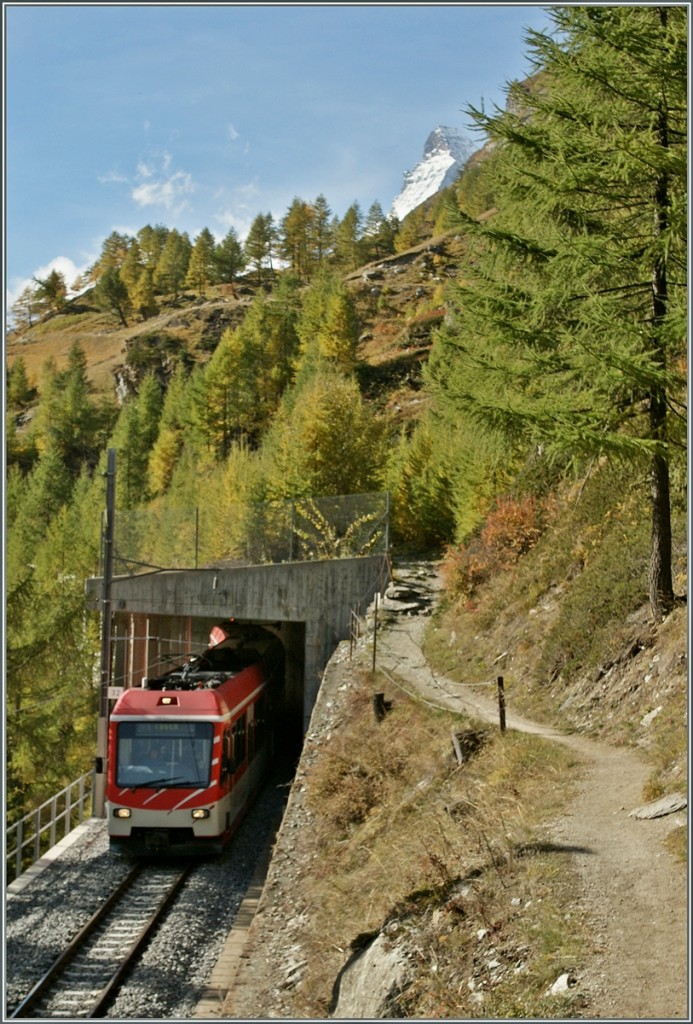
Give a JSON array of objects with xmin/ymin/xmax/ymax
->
[
  {"xmin": 497, "ymin": 676, "xmax": 506, "ymax": 733},
  {"xmin": 372, "ymin": 593, "xmax": 379, "ymax": 672}
]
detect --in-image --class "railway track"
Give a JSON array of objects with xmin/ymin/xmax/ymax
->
[{"xmin": 10, "ymin": 861, "xmax": 192, "ymax": 1019}]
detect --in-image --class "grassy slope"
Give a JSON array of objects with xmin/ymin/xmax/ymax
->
[{"xmin": 263, "ymin": 493, "xmax": 686, "ymax": 1018}]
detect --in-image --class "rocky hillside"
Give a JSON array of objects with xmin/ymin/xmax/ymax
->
[{"xmin": 6, "ymin": 229, "xmax": 468, "ymax": 433}]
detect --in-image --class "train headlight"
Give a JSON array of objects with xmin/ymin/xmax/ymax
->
[
  {"xmin": 113, "ymin": 808, "xmax": 132, "ymax": 819},
  {"xmin": 191, "ymin": 808, "xmax": 210, "ymax": 820}
]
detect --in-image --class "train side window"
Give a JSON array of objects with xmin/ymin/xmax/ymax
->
[
  {"xmin": 232, "ymin": 713, "xmax": 246, "ymax": 771},
  {"xmin": 221, "ymin": 730, "xmax": 232, "ymax": 780}
]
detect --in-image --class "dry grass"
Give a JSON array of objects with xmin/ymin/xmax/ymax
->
[
  {"xmin": 292, "ymin": 668, "xmax": 591, "ymax": 1018},
  {"xmin": 7, "ymin": 314, "xmax": 127, "ymax": 397}
]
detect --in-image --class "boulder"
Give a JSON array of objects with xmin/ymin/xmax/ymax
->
[{"xmin": 329, "ymin": 932, "xmax": 409, "ymax": 1018}]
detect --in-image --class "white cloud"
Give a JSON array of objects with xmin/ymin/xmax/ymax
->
[
  {"xmin": 132, "ymin": 170, "xmax": 195, "ymax": 213},
  {"xmin": 136, "ymin": 160, "xmax": 154, "ymax": 179},
  {"xmin": 227, "ymin": 123, "xmax": 239, "ymax": 141},
  {"xmin": 212, "ymin": 179, "xmax": 263, "ymax": 240},
  {"xmin": 97, "ymin": 151, "xmax": 195, "ymax": 216},
  {"xmin": 214, "ymin": 209, "xmax": 253, "ymax": 240},
  {"xmin": 98, "ymin": 169, "xmax": 129, "ymax": 185}
]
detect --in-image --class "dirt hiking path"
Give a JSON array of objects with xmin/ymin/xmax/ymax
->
[{"xmin": 376, "ymin": 612, "xmax": 689, "ymax": 1020}]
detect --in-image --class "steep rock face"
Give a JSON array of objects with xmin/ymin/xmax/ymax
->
[{"xmin": 391, "ymin": 126, "xmax": 475, "ymax": 221}]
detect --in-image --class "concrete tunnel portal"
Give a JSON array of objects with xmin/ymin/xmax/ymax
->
[{"xmin": 84, "ymin": 555, "xmax": 389, "ymax": 759}]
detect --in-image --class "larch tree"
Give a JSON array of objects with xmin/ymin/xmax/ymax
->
[
  {"xmin": 214, "ymin": 226, "xmax": 246, "ymax": 283},
  {"xmin": 11, "ymin": 284, "xmax": 42, "ymax": 330},
  {"xmin": 315, "ymin": 283, "xmax": 360, "ymax": 371},
  {"xmin": 362, "ymin": 201, "xmax": 398, "ymax": 262},
  {"xmin": 186, "ymin": 228, "xmax": 218, "ymax": 295},
  {"xmin": 332, "ymin": 203, "xmax": 363, "ymax": 271},
  {"xmin": 262, "ymin": 367, "xmax": 385, "ymax": 500},
  {"xmin": 32, "ymin": 341, "xmax": 113, "ymax": 475},
  {"xmin": 6, "ymin": 355, "xmax": 34, "ymax": 409},
  {"xmin": 93, "ymin": 267, "xmax": 132, "ymax": 326},
  {"xmin": 426, "ymin": 5, "xmax": 687, "ymax": 620},
  {"xmin": 119, "ymin": 240, "xmax": 144, "ymax": 296},
  {"xmin": 310, "ymin": 194, "xmax": 334, "ymax": 269},
  {"xmin": 147, "ymin": 365, "xmax": 190, "ymax": 496},
  {"xmin": 280, "ymin": 198, "xmax": 315, "ymax": 281},
  {"xmin": 130, "ymin": 267, "xmax": 158, "ymax": 320},
  {"xmin": 90, "ymin": 230, "xmax": 131, "ymax": 280},
  {"xmin": 155, "ymin": 229, "xmax": 192, "ymax": 298},
  {"xmin": 194, "ymin": 326, "xmax": 261, "ymax": 457},
  {"xmin": 244, "ymin": 213, "xmax": 277, "ymax": 286},
  {"xmin": 32, "ymin": 269, "xmax": 68, "ymax": 314},
  {"xmin": 137, "ymin": 224, "xmax": 169, "ymax": 271},
  {"xmin": 240, "ymin": 276, "xmax": 301, "ymax": 419}
]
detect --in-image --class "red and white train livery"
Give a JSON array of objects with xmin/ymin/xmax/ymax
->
[{"xmin": 106, "ymin": 623, "xmax": 283, "ymax": 856}]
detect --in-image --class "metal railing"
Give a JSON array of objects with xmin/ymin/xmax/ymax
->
[
  {"xmin": 108, "ymin": 492, "xmax": 390, "ymax": 575},
  {"xmin": 349, "ymin": 552, "xmax": 393, "ymax": 662},
  {"xmin": 6, "ymin": 770, "xmax": 95, "ymax": 885}
]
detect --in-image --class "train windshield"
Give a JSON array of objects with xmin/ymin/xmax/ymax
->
[{"xmin": 116, "ymin": 721, "xmax": 214, "ymax": 788}]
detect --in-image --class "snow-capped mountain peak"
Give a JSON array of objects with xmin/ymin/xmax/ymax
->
[{"xmin": 391, "ymin": 125, "xmax": 475, "ymax": 222}]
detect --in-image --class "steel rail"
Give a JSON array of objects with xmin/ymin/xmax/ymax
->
[{"xmin": 10, "ymin": 862, "xmax": 192, "ymax": 1019}]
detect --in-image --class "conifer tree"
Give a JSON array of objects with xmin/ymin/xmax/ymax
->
[
  {"xmin": 263, "ymin": 273, "xmax": 302, "ymax": 388},
  {"xmin": 155, "ymin": 228, "xmax": 192, "ymax": 298},
  {"xmin": 294, "ymin": 273, "xmax": 359, "ymax": 378},
  {"xmin": 332, "ymin": 203, "xmax": 363, "ymax": 271},
  {"xmin": 186, "ymin": 228, "xmax": 218, "ymax": 295},
  {"xmin": 315, "ymin": 285, "xmax": 360, "ymax": 371},
  {"xmin": 108, "ymin": 372, "xmax": 163, "ymax": 507},
  {"xmin": 88, "ymin": 230, "xmax": 132, "ymax": 286},
  {"xmin": 238, "ymin": 276, "xmax": 301, "ymax": 419},
  {"xmin": 11, "ymin": 284, "xmax": 42, "ymax": 330},
  {"xmin": 32, "ymin": 341, "xmax": 113, "ymax": 474},
  {"xmin": 387, "ymin": 416, "xmax": 457, "ymax": 548},
  {"xmin": 192, "ymin": 328, "xmax": 259, "ymax": 457},
  {"xmin": 280, "ymin": 197, "xmax": 315, "ymax": 281},
  {"xmin": 310, "ymin": 194, "xmax": 334, "ymax": 268},
  {"xmin": 6, "ymin": 416, "xmax": 38, "ymax": 474},
  {"xmin": 7, "ymin": 445, "xmax": 73, "ymax": 573},
  {"xmin": 130, "ymin": 267, "xmax": 158, "ymax": 320},
  {"xmin": 362, "ymin": 201, "xmax": 398, "ymax": 262},
  {"xmin": 244, "ymin": 213, "xmax": 276, "ymax": 286},
  {"xmin": 137, "ymin": 224, "xmax": 169, "ymax": 270},
  {"xmin": 119, "ymin": 239, "xmax": 144, "ymax": 296},
  {"xmin": 262, "ymin": 367, "xmax": 384, "ymax": 499},
  {"xmin": 214, "ymin": 226, "xmax": 246, "ymax": 283},
  {"xmin": 147, "ymin": 365, "xmax": 190, "ymax": 495},
  {"xmin": 93, "ymin": 267, "xmax": 131, "ymax": 326},
  {"xmin": 6, "ymin": 355, "xmax": 34, "ymax": 409},
  {"xmin": 427, "ymin": 5, "xmax": 687, "ymax": 620},
  {"xmin": 32, "ymin": 269, "xmax": 68, "ymax": 313}
]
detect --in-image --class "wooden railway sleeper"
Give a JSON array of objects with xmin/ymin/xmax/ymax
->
[{"xmin": 10, "ymin": 864, "xmax": 191, "ymax": 1019}]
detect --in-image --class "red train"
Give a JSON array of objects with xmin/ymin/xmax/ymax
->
[{"xmin": 106, "ymin": 622, "xmax": 284, "ymax": 856}]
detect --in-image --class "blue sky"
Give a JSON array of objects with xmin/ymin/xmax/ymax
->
[{"xmin": 4, "ymin": 2, "xmax": 553, "ymax": 312}]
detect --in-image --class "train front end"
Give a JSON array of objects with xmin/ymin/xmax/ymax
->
[{"xmin": 107, "ymin": 686, "xmax": 230, "ymax": 856}]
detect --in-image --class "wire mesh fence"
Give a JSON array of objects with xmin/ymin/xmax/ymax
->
[{"xmin": 109, "ymin": 492, "xmax": 390, "ymax": 575}]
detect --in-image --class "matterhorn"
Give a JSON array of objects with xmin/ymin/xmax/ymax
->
[{"xmin": 391, "ymin": 125, "xmax": 475, "ymax": 222}]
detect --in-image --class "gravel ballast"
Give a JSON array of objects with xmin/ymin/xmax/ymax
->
[{"xmin": 5, "ymin": 775, "xmax": 288, "ymax": 1018}]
